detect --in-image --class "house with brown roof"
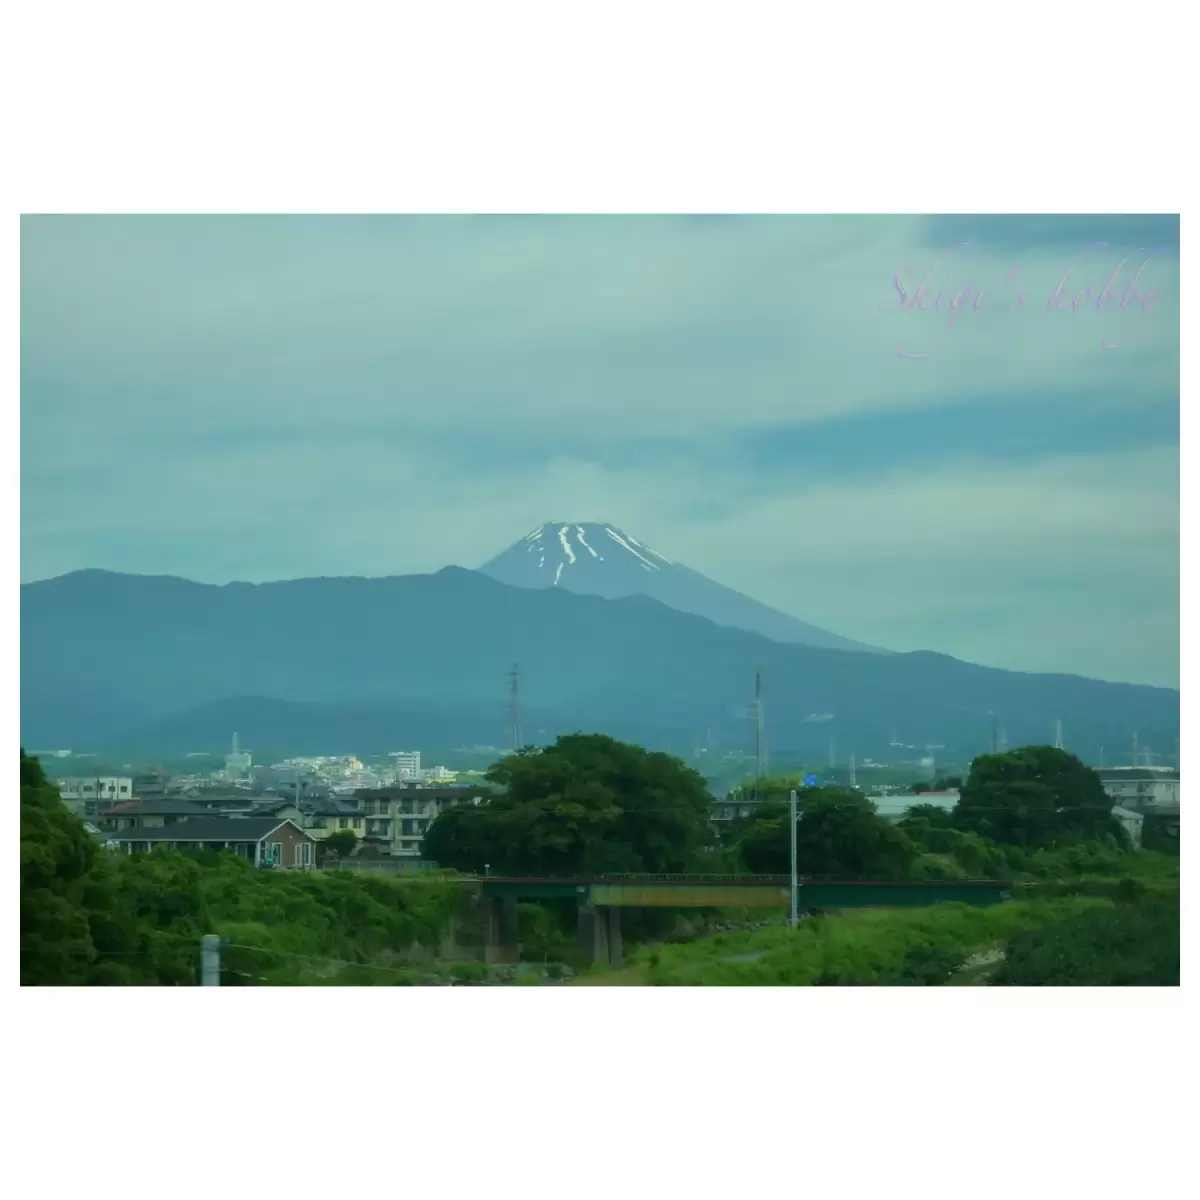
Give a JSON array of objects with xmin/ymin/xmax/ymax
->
[{"xmin": 105, "ymin": 817, "xmax": 317, "ymax": 869}]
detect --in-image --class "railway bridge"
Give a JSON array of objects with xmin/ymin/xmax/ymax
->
[{"xmin": 471, "ymin": 875, "xmax": 1014, "ymax": 967}]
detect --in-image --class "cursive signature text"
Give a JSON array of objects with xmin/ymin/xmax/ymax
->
[{"xmin": 878, "ymin": 241, "xmax": 1171, "ymax": 358}]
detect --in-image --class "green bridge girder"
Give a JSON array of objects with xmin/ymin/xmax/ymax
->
[{"xmin": 477, "ymin": 876, "xmax": 1013, "ymax": 909}]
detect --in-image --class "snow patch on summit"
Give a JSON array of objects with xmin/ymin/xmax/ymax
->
[
  {"xmin": 604, "ymin": 526, "xmax": 659, "ymax": 571},
  {"xmin": 576, "ymin": 526, "xmax": 602, "ymax": 559},
  {"xmin": 558, "ymin": 525, "xmax": 577, "ymax": 565}
]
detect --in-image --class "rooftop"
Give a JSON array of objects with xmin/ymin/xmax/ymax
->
[
  {"xmin": 1097, "ymin": 772, "xmax": 1179, "ymax": 786},
  {"xmin": 102, "ymin": 797, "xmax": 211, "ymax": 817},
  {"xmin": 105, "ymin": 817, "xmax": 308, "ymax": 843}
]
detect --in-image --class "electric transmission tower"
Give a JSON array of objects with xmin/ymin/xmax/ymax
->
[
  {"xmin": 1054, "ymin": 718, "xmax": 1064, "ymax": 750},
  {"xmin": 507, "ymin": 664, "xmax": 522, "ymax": 751},
  {"xmin": 749, "ymin": 667, "xmax": 767, "ymax": 778}
]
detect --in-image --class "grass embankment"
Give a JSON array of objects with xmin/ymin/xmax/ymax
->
[
  {"xmin": 573, "ymin": 896, "xmax": 1115, "ymax": 986},
  {"xmin": 202, "ymin": 865, "xmax": 478, "ymax": 984},
  {"xmin": 574, "ymin": 850, "xmax": 1180, "ymax": 986}
]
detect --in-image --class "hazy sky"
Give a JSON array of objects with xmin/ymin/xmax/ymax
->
[{"xmin": 21, "ymin": 215, "xmax": 1179, "ymax": 687}]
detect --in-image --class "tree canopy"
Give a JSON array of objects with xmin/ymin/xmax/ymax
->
[
  {"xmin": 323, "ymin": 829, "xmax": 358, "ymax": 858},
  {"xmin": 422, "ymin": 734, "xmax": 715, "ymax": 875},
  {"xmin": 21, "ymin": 750, "xmax": 101, "ymax": 983},
  {"xmin": 954, "ymin": 746, "xmax": 1119, "ymax": 848},
  {"xmin": 734, "ymin": 787, "xmax": 918, "ymax": 878}
]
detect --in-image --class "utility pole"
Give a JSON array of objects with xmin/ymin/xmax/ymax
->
[
  {"xmin": 507, "ymin": 664, "xmax": 522, "ymax": 751},
  {"xmin": 201, "ymin": 934, "xmax": 221, "ymax": 986},
  {"xmin": 789, "ymin": 789, "xmax": 798, "ymax": 929}
]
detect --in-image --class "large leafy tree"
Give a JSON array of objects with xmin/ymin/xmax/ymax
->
[
  {"xmin": 423, "ymin": 734, "xmax": 715, "ymax": 875},
  {"xmin": 736, "ymin": 788, "xmax": 918, "ymax": 878},
  {"xmin": 955, "ymin": 746, "xmax": 1119, "ymax": 849},
  {"xmin": 21, "ymin": 750, "xmax": 101, "ymax": 983},
  {"xmin": 22, "ymin": 750, "xmax": 210, "ymax": 984}
]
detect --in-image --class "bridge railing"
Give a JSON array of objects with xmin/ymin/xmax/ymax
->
[{"xmin": 474, "ymin": 873, "xmax": 1012, "ymax": 887}]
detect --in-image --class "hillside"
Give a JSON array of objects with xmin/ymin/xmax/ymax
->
[{"xmin": 20, "ymin": 567, "xmax": 1179, "ymax": 760}]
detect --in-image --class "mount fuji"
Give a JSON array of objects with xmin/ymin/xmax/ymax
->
[{"xmin": 478, "ymin": 521, "xmax": 882, "ymax": 654}]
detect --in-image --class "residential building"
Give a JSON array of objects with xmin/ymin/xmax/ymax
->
[
  {"xmin": 99, "ymin": 797, "xmax": 212, "ymax": 831},
  {"xmin": 1097, "ymin": 767, "xmax": 1180, "ymax": 812},
  {"xmin": 711, "ymin": 788, "xmax": 763, "ymax": 824},
  {"xmin": 389, "ymin": 750, "xmax": 421, "ymax": 778},
  {"xmin": 105, "ymin": 817, "xmax": 316, "ymax": 868},
  {"xmin": 305, "ymin": 798, "xmax": 367, "ymax": 841},
  {"xmin": 355, "ymin": 786, "xmax": 482, "ymax": 856},
  {"xmin": 56, "ymin": 776, "xmax": 134, "ymax": 819}
]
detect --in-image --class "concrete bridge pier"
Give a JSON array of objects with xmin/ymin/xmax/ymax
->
[
  {"xmin": 483, "ymin": 895, "xmax": 520, "ymax": 964},
  {"xmin": 606, "ymin": 905, "xmax": 622, "ymax": 967},
  {"xmin": 577, "ymin": 903, "xmax": 622, "ymax": 968}
]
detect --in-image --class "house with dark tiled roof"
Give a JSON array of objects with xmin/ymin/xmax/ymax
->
[
  {"xmin": 99, "ymin": 796, "xmax": 212, "ymax": 832},
  {"xmin": 105, "ymin": 817, "xmax": 316, "ymax": 869}
]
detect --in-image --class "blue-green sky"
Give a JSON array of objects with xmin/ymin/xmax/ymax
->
[{"xmin": 20, "ymin": 215, "xmax": 1179, "ymax": 686}]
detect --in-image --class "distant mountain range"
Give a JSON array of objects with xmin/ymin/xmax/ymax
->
[
  {"xmin": 20, "ymin": 565, "xmax": 1178, "ymax": 765},
  {"xmin": 480, "ymin": 521, "xmax": 881, "ymax": 652}
]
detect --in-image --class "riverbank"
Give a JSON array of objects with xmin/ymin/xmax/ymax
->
[{"xmin": 570, "ymin": 895, "xmax": 1119, "ymax": 985}]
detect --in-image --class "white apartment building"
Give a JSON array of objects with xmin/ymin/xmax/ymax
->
[
  {"xmin": 388, "ymin": 750, "xmax": 421, "ymax": 777},
  {"xmin": 357, "ymin": 786, "xmax": 481, "ymax": 857},
  {"xmin": 1097, "ymin": 767, "xmax": 1180, "ymax": 812},
  {"xmin": 56, "ymin": 776, "xmax": 133, "ymax": 817}
]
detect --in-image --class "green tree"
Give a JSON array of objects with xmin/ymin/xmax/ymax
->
[
  {"xmin": 955, "ymin": 746, "xmax": 1119, "ymax": 849},
  {"xmin": 21, "ymin": 750, "xmax": 100, "ymax": 984},
  {"xmin": 735, "ymin": 788, "xmax": 918, "ymax": 879},
  {"xmin": 422, "ymin": 803, "xmax": 502, "ymax": 874},
  {"xmin": 423, "ymin": 734, "xmax": 715, "ymax": 876},
  {"xmin": 324, "ymin": 829, "xmax": 358, "ymax": 858},
  {"xmin": 899, "ymin": 803, "xmax": 956, "ymax": 832}
]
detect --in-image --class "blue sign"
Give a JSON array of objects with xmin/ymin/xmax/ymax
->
[{"xmin": 804, "ymin": 774, "xmax": 819, "ymax": 787}]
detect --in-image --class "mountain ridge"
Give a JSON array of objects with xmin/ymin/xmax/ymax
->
[{"xmin": 21, "ymin": 566, "xmax": 1178, "ymax": 761}]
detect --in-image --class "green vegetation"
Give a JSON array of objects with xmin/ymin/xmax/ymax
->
[
  {"xmin": 735, "ymin": 787, "xmax": 919, "ymax": 877},
  {"xmin": 21, "ymin": 751, "xmax": 470, "ymax": 985},
  {"xmin": 993, "ymin": 898, "xmax": 1179, "ymax": 986},
  {"xmin": 954, "ymin": 746, "xmax": 1124, "ymax": 847},
  {"xmin": 23, "ymin": 737, "xmax": 1180, "ymax": 987},
  {"xmin": 600, "ymin": 897, "xmax": 1113, "ymax": 986},
  {"xmin": 322, "ymin": 828, "xmax": 358, "ymax": 858},
  {"xmin": 423, "ymin": 733, "xmax": 715, "ymax": 875}
]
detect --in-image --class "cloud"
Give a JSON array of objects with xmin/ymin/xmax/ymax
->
[
  {"xmin": 20, "ymin": 215, "xmax": 1180, "ymax": 687},
  {"xmin": 20, "ymin": 215, "xmax": 1178, "ymax": 445}
]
